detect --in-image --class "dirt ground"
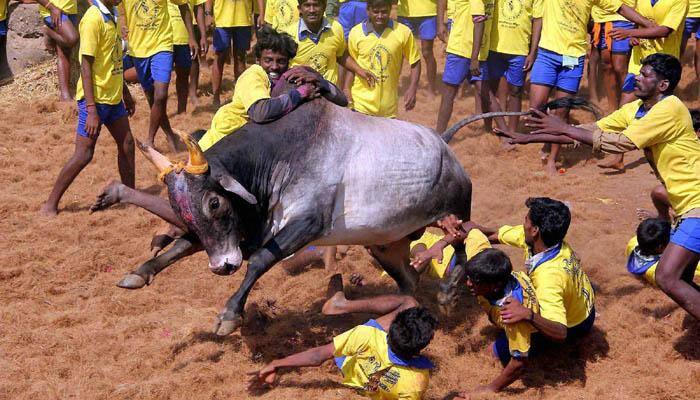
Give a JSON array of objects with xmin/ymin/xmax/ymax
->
[{"xmin": 1, "ymin": 40, "xmax": 699, "ymax": 400}]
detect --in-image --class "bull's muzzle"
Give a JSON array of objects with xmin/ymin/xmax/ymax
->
[{"xmin": 209, "ymin": 262, "xmax": 240, "ymax": 276}]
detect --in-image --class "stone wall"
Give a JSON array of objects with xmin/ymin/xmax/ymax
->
[{"xmin": 1, "ymin": 4, "xmax": 51, "ymax": 81}]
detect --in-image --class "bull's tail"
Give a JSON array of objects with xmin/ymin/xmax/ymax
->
[{"xmin": 440, "ymin": 97, "xmax": 602, "ymax": 144}]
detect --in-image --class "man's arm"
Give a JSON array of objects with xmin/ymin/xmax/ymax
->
[
  {"xmin": 317, "ymin": 78, "xmax": 349, "ymax": 107},
  {"xmin": 180, "ymin": 4, "xmax": 199, "ymax": 59},
  {"xmin": 501, "ymin": 297, "xmax": 567, "ymax": 342},
  {"xmin": 469, "ymin": 17, "xmax": 485, "ymax": 77},
  {"xmin": 247, "ymin": 83, "xmax": 319, "ymax": 123},
  {"xmin": 80, "ymin": 55, "xmax": 100, "ymax": 138},
  {"xmin": 489, "ymin": 358, "xmax": 527, "ymax": 392},
  {"xmin": 436, "ymin": 0, "xmax": 448, "ymax": 43},
  {"xmin": 204, "ymin": 0, "xmax": 213, "ymax": 29},
  {"xmin": 404, "ymin": 61, "xmax": 420, "ymax": 111},
  {"xmin": 247, "ymin": 343, "xmax": 336, "ymax": 387},
  {"xmin": 339, "ymin": 51, "xmax": 377, "ymax": 88},
  {"xmin": 123, "ymin": 82, "xmax": 136, "ymax": 116},
  {"xmin": 610, "ymin": 25, "xmax": 672, "ymax": 41},
  {"xmin": 524, "ymin": 18, "xmax": 542, "ymax": 71},
  {"xmin": 617, "ymin": 4, "xmax": 655, "ymax": 29},
  {"xmin": 194, "ymin": 3, "xmax": 208, "ymax": 55},
  {"xmin": 36, "ymin": 0, "xmax": 62, "ymax": 29}
]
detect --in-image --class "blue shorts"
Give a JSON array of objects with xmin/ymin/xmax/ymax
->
[
  {"xmin": 530, "ymin": 47, "xmax": 585, "ymax": 94},
  {"xmin": 0, "ymin": 20, "xmax": 7, "ymax": 37},
  {"xmin": 592, "ymin": 21, "xmax": 634, "ymax": 54},
  {"xmin": 685, "ymin": 17, "xmax": 700, "ymax": 39},
  {"xmin": 493, "ymin": 308, "xmax": 596, "ymax": 366},
  {"xmin": 43, "ymin": 13, "xmax": 79, "ymax": 29},
  {"xmin": 398, "ymin": 16, "xmax": 437, "ymax": 41},
  {"xmin": 123, "ymin": 54, "xmax": 134, "ymax": 70},
  {"xmin": 446, "ymin": 18, "xmax": 452, "ymax": 33},
  {"xmin": 442, "ymin": 53, "xmax": 489, "ymax": 86},
  {"xmin": 671, "ymin": 218, "xmax": 700, "ymax": 254},
  {"xmin": 173, "ymin": 44, "xmax": 192, "ymax": 69},
  {"xmin": 133, "ymin": 51, "xmax": 173, "ymax": 91},
  {"xmin": 76, "ymin": 99, "xmax": 128, "ymax": 138},
  {"xmin": 622, "ymin": 72, "xmax": 636, "ymax": 92},
  {"xmin": 487, "ymin": 51, "xmax": 526, "ymax": 87},
  {"xmin": 338, "ymin": 0, "xmax": 368, "ymax": 39},
  {"xmin": 213, "ymin": 26, "xmax": 252, "ymax": 53}
]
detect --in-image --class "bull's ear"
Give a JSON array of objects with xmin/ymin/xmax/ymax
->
[{"xmin": 217, "ymin": 175, "xmax": 257, "ymax": 205}]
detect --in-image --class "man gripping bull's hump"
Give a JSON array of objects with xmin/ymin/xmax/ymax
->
[{"xmin": 90, "ymin": 26, "xmax": 474, "ymax": 337}]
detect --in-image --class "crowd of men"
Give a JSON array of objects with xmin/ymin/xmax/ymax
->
[{"xmin": 2, "ymin": 0, "xmax": 699, "ymax": 398}]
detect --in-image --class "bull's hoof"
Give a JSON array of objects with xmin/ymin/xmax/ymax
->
[
  {"xmin": 116, "ymin": 273, "xmax": 151, "ymax": 289},
  {"xmin": 212, "ymin": 314, "xmax": 243, "ymax": 336}
]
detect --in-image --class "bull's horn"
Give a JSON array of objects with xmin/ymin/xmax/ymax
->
[
  {"xmin": 175, "ymin": 129, "xmax": 208, "ymax": 175},
  {"xmin": 135, "ymin": 139, "xmax": 173, "ymax": 173}
]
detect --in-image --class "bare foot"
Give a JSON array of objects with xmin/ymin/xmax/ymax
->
[
  {"xmin": 636, "ymin": 208, "xmax": 656, "ymax": 220},
  {"xmin": 322, "ymin": 274, "xmax": 347, "ymax": 315},
  {"xmin": 500, "ymin": 138, "xmax": 516, "ymax": 151},
  {"xmin": 597, "ymin": 157, "xmax": 625, "ymax": 171},
  {"xmin": 349, "ymin": 272, "xmax": 366, "ymax": 287},
  {"xmin": 90, "ymin": 180, "xmax": 125, "ymax": 213},
  {"xmin": 39, "ymin": 202, "xmax": 58, "ymax": 217}
]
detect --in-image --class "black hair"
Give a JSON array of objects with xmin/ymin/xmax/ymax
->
[
  {"xmin": 253, "ymin": 26, "xmax": 298, "ymax": 60},
  {"xmin": 298, "ymin": 0, "xmax": 327, "ymax": 6},
  {"xmin": 387, "ymin": 307, "xmax": 437, "ymax": 359},
  {"xmin": 690, "ymin": 109, "xmax": 700, "ymax": 133},
  {"xmin": 525, "ymin": 197, "xmax": 571, "ymax": 247},
  {"xmin": 366, "ymin": 0, "xmax": 395, "ymax": 9},
  {"xmin": 637, "ymin": 218, "xmax": 671, "ymax": 256},
  {"xmin": 465, "ymin": 248, "xmax": 513, "ymax": 285},
  {"xmin": 640, "ymin": 53, "xmax": 682, "ymax": 94}
]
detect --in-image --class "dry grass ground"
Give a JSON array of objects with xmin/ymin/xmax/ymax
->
[{"xmin": 0, "ymin": 41, "xmax": 698, "ymax": 399}]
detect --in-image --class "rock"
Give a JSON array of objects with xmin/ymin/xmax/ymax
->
[
  {"xmin": 7, "ymin": 4, "xmax": 43, "ymax": 39},
  {"xmin": 1, "ymin": 4, "xmax": 50, "ymax": 81}
]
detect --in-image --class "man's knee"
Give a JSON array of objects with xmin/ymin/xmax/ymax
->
[
  {"xmin": 121, "ymin": 132, "xmax": 135, "ymax": 153},
  {"xmin": 153, "ymin": 86, "xmax": 169, "ymax": 104},
  {"xmin": 76, "ymin": 146, "xmax": 95, "ymax": 166},
  {"xmin": 508, "ymin": 84, "xmax": 523, "ymax": 98},
  {"xmin": 421, "ymin": 43, "xmax": 435, "ymax": 58}
]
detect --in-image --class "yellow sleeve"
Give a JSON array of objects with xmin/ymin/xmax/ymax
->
[
  {"xmin": 533, "ymin": 271, "xmax": 568, "ymax": 326},
  {"xmin": 504, "ymin": 322, "xmax": 532, "ymax": 356},
  {"xmin": 333, "ymin": 326, "xmax": 370, "ymax": 357},
  {"xmin": 265, "ymin": 0, "xmax": 276, "ymax": 24},
  {"xmin": 78, "ymin": 15, "xmax": 100, "ymax": 58},
  {"xmin": 621, "ymin": 101, "xmax": 679, "ymax": 149},
  {"xmin": 594, "ymin": 0, "xmax": 623, "ymax": 14},
  {"xmin": 596, "ymin": 102, "xmax": 637, "ymax": 133},
  {"xmin": 465, "ymin": 229, "xmax": 492, "ymax": 260},
  {"xmin": 238, "ymin": 69, "xmax": 272, "ymax": 111},
  {"xmin": 625, "ymin": 236, "xmax": 638, "ymax": 258},
  {"xmin": 643, "ymin": 263, "xmax": 658, "ymax": 286},
  {"xmin": 658, "ymin": 0, "xmax": 688, "ymax": 31},
  {"xmin": 403, "ymin": 27, "xmax": 421, "ymax": 65},
  {"xmin": 470, "ymin": 0, "xmax": 485, "ymax": 15},
  {"xmin": 170, "ymin": 0, "xmax": 188, "ymax": 6},
  {"xmin": 532, "ymin": 0, "xmax": 543, "ymax": 18},
  {"xmin": 333, "ymin": 22, "xmax": 347, "ymax": 58},
  {"xmin": 497, "ymin": 225, "xmax": 528, "ymax": 249},
  {"xmin": 398, "ymin": 391, "xmax": 423, "ymax": 400}
]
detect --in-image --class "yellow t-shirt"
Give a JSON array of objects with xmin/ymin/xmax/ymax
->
[
  {"xmin": 123, "ymin": 0, "xmax": 188, "ymax": 58},
  {"xmin": 625, "ymin": 236, "xmax": 700, "ymax": 286},
  {"xmin": 198, "ymin": 64, "xmax": 271, "ymax": 151},
  {"xmin": 168, "ymin": 2, "xmax": 189, "ymax": 45},
  {"xmin": 597, "ymin": 96, "xmax": 700, "ymax": 216},
  {"xmin": 591, "ymin": 0, "xmax": 635, "ymax": 23},
  {"xmin": 397, "ymin": 0, "xmax": 438, "ymax": 17},
  {"xmin": 447, "ymin": 0, "xmax": 456, "ymax": 20},
  {"xmin": 0, "ymin": 0, "xmax": 8, "ymax": 21},
  {"xmin": 348, "ymin": 21, "xmax": 421, "ymax": 118},
  {"xmin": 489, "ymin": 0, "xmax": 540, "ymax": 56},
  {"xmin": 214, "ymin": 0, "xmax": 253, "ymax": 28},
  {"xmin": 627, "ymin": 0, "xmax": 687, "ymax": 75},
  {"xmin": 76, "ymin": 6, "xmax": 124, "ymax": 105},
  {"xmin": 409, "ymin": 229, "xmax": 492, "ymax": 280},
  {"xmin": 333, "ymin": 322, "xmax": 432, "ymax": 400},
  {"xmin": 446, "ymin": 0, "xmax": 495, "ymax": 61},
  {"xmin": 477, "ymin": 271, "xmax": 539, "ymax": 357},
  {"xmin": 284, "ymin": 19, "xmax": 347, "ymax": 85},
  {"xmin": 39, "ymin": 0, "xmax": 78, "ymax": 18},
  {"xmin": 538, "ymin": 0, "xmax": 622, "ymax": 58},
  {"xmin": 498, "ymin": 225, "xmax": 595, "ymax": 328},
  {"xmin": 264, "ymin": 0, "xmax": 299, "ymax": 32},
  {"xmin": 690, "ymin": 0, "xmax": 700, "ymax": 17}
]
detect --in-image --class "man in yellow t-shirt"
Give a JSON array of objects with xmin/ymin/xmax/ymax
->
[
  {"xmin": 284, "ymin": 0, "xmax": 347, "ymax": 85},
  {"xmin": 397, "ymin": 0, "xmax": 438, "ymax": 93},
  {"xmin": 249, "ymin": 276, "xmax": 436, "ymax": 400},
  {"xmin": 265, "ymin": 0, "xmax": 300, "ymax": 32},
  {"xmin": 528, "ymin": 0, "xmax": 648, "ymax": 175},
  {"xmin": 503, "ymin": 54, "xmax": 700, "ymax": 320},
  {"xmin": 35, "ymin": 0, "xmax": 79, "ymax": 101},
  {"xmin": 41, "ymin": 0, "xmax": 136, "ymax": 217},
  {"xmin": 169, "ymin": 0, "xmax": 206, "ymax": 113},
  {"xmin": 121, "ymin": 0, "xmax": 196, "ymax": 152},
  {"xmin": 347, "ymin": 0, "xmax": 421, "ymax": 118},
  {"xmin": 684, "ymin": 1, "xmax": 700, "ymax": 99},
  {"xmin": 626, "ymin": 219, "xmax": 700, "ymax": 286},
  {"xmin": 435, "ymin": 0, "xmax": 495, "ymax": 134},
  {"xmin": 198, "ymin": 26, "xmax": 348, "ymax": 151},
  {"xmin": 209, "ymin": 0, "xmax": 262, "ymax": 107}
]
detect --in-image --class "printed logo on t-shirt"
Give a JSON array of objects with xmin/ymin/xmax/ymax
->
[
  {"xmin": 136, "ymin": 0, "xmax": 161, "ymax": 31},
  {"xmin": 369, "ymin": 44, "xmax": 391, "ymax": 83}
]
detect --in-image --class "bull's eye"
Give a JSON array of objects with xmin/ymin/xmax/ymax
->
[{"xmin": 210, "ymin": 197, "xmax": 220, "ymax": 211}]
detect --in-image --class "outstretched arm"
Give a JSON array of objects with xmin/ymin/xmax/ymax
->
[
  {"xmin": 618, "ymin": 4, "xmax": 655, "ymax": 29},
  {"xmin": 247, "ymin": 343, "xmax": 335, "ymax": 387}
]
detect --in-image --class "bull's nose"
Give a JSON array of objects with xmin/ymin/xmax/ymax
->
[{"xmin": 209, "ymin": 262, "xmax": 238, "ymax": 276}]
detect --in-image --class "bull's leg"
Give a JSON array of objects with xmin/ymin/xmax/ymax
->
[
  {"xmin": 437, "ymin": 241, "xmax": 467, "ymax": 311},
  {"xmin": 367, "ymin": 238, "xmax": 419, "ymax": 295},
  {"xmin": 90, "ymin": 181, "xmax": 187, "ymax": 231},
  {"xmin": 117, "ymin": 235, "xmax": 203, "ymax": 289},
  {"xmin": 213, "ymin": 216, "xmax": 323, "ymax": 336}
]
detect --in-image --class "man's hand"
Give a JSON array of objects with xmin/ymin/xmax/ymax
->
[
  {"xmin": 494, "ymin": 128, "xmax": 529, "ymax": 145},
  {"xmin": 85, "ymin": 106, "xmax": 100, "ymax": 139},
  {"xmin": 500, "ymin": 297, "xmax": 532, "ymax": 324},
  {"xmin": 523, "ymin": 53, "xmax": 535, "ymax": 72},
  {"xmin": 49, "ymin": 4, "xmax": 62, "ymax": 29},
  {"xmin": 285, "ymin": 67, "xmax": 322, "ymax": 85},
  {"xmin": 189, "ymin": 38, "xmax": 199, "ymax": 60},
  {"xmin": 356, "ymin": 69, "xmax": 377, "ymax": 88},
  {"xmin": 404, "ymin": 88, "xmax": 417, "ymax": 110},
  {"xmin": 470, "ymin": 58, "xmax": 481, "ymax": 77},
  {"xmin": 630, "ymin": 37, "xmax": 640, "ymax": 46},
  {"xmin": 610, "ymin": 28, "xmax": 634, "ymax": 41},
  {"xmin": 296, "ymin": 83, "xmax": 321, "ymax": 100},
  {"xmin": 437, "ymin": 22, "xmax": 448, "ymax": 43},
  {"xmin": 472, "ymin": 15, "xmax": 487, "ymax": 23},
  {"xmin": 524, "ymin": 108, "xmax": 569, "ymax": 135},
  {"xmin": 257, "ymin": 13, "xmax": 265, "ymax": 29},
  {"xmin": 247, "ymin": 363, "xmax": 278, "ymax": 389},
  {"xmin": 410, "ymin": 246, "xmax": 444, "ymax": 268},
  {"xmin": 437, "ymin": 215, "xmax": 463, "ymax": 237},
  {"xmin": 120, "ymin": 25, "xmax": 129, "ymax": 40},
  {"xmin": 199, "ymin": 35, "xmax": 208, "ymax": 57},
  {"xmin": 205, "ymin": 13, "xmax": 213, "ymax": 30}
]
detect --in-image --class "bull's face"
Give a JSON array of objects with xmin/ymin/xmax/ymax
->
[{"xmin": 138, "ymin": 132, "xmax": 257, "ymax": 276}]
